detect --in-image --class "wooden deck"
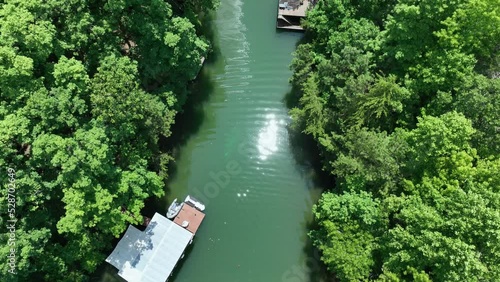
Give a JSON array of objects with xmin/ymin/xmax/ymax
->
[
  {"xmin": 173, "ymin": 204, "xmax": 205, "ymax": 234},
  {"xmin": 276, "ymin": 0, "xmax": 313, "ymax": 31},
  {"xmin": 278, "ymin": 0, "xmax": 309, "ymax": 17}
]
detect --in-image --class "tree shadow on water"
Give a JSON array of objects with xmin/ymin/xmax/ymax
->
[
  {"xmin": 284, "ymin": 85, "xmax": 336, "ymax": 282},
  {"xmin": 159, "ymin": 8, "xmax": 221, "ymax": 154},
  {"xmin": 287, "ymin": 127, "xmax": 334, "ymax": 191},
  {"xmin": 148, "ymin": 10, "xmax": 225, "ymax": 215},
  {"xmin": 302, "ymin": 220, "xmax": 337, "ymax": 282},
  {"xmin": 162, "ymin": 68, "xmax": 214, "ymax": 152},
  {"xmin": 283, "ymin": 83, "xmax": 303, "ymax": 110},
  {"xmin": 90, "ymin": 263, "xmax": 126, "ymax": 282},
  {"xmin": 199, "ymin": 12, "xmax": 222, "ymax": 66},
  {"xmin": 151, "ymin": 70, "xmax": 215, "ymax": 212},
  {"xmin": 283, "ymin": 122, "xmax": 336, "ymax": 282},
  {"xmin": 281, "ymin": 27, "xmax": 312, "ymax": 109},
  {"xmin": 281, "ymin": 209, "xmax": 336, "ymax": 282},
  {"xmin": 159, "ymin": 8, "xmax": 223, "ymax": 156}
]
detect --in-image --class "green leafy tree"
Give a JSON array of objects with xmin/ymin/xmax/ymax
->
[
  {"xmin": 306, "ymin": 111, "xmax": 500, "ymax": 281},
  {"xmin": 294, "ymin": 0, "xmax": 500, "ymax": 280},
  {"xmin": 351, "ymin": 74, "xmax": 411, "ymax": 130},
  {"xmin": 0, "ymin": 0, "xmax": 215, "ymax": 279},
  {"xmin": 436, "ymin": 0, "xmax": 500, "ymax": 73},
  {"xmin": 331, "ymin": 128, "xmax": 404, "ymax": 196},
  {"xmin": 453, "ymin": 75, "xmax": 500, "ymax": 157},
  {"xmin": 310, "ymin": 191, "xmax": 384, "ymax": 281}
]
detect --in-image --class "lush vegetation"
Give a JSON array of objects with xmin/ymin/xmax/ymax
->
[
  {"xmin": 290, "ymin": 0, "xmax": 500, "ymax": 280},
  {"xmin": 0, "ymin": 0, "xmax": 216, "ymax": 280}
]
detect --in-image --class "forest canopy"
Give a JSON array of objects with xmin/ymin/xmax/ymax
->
[
  {"xmin": 0, "ymin": 0, "xmax": 217, "ymax": 280},
  {"xmin": 290, "ymin": 0, "xmax": 500, "ymax": 281}
]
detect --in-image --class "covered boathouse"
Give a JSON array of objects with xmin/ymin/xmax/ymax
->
[{"xmin": 106, "ymin": 204, "xmax": 205, "ymax": 282}]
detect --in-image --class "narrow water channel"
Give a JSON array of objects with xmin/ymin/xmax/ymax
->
[
  {"xmin": 94, "ymin": 0, "xmax": 326, "ymax": 281},
  {"xmin": 164, "ymin": 0, "xmax": 325, "ymax": 281}
]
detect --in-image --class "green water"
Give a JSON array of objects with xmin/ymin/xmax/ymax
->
[
  {"xmin": 165, "ymin": 0, "xmax": 325, "ymax": 281},
  {"xmin": 95, "ymin": 0, "xmax": 326, "ymax": 281}
]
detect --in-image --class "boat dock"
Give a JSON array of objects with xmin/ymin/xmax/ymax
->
[
  {"xmin": 106, "ymin": 196, "xmax": 206, "ymax": 282},
  {"xmin": 276, "ymin": 0, "xmax": 313, "ymax": 30},
  {"xmin": 173, "ymin": 203, "xmax": 205, "ymax": 234}
]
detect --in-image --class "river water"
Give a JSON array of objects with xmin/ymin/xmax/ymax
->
[
  {"xmin": 95, "ymin": 0, "xmax": 326, "ymax": 281},
  {"xmin": 164, "ymin": 0, "xmax": 326, "ymax": 281}
]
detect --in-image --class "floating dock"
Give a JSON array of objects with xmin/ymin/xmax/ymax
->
[
  {"xmin": 173, "ymin": 204, "xmax": 205, "ymax": 234},
  {"xmin": 276, "ymin": 0, "xmax": 313, "ymax": 30},
  {"xmin": 106, "ymin": 197, "xmax": 206, "ymax": 282}
]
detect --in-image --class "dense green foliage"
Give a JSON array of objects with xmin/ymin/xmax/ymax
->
[
  {"xmin": 0, "ymin": 0, "xmax": 216, "ymax": 280},
  {"xmin": 291, "ymin": 0, "xmax": 500, "ymax": 280}
]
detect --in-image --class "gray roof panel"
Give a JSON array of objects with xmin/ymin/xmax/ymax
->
[{"xmin": 106, "ymin": 213, "xmax": 193, "ymax": 282}]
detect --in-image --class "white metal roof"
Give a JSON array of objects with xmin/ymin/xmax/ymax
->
[{"xmin": 106, "ymin": 212, "xmax": 193, "ymax": 282}]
